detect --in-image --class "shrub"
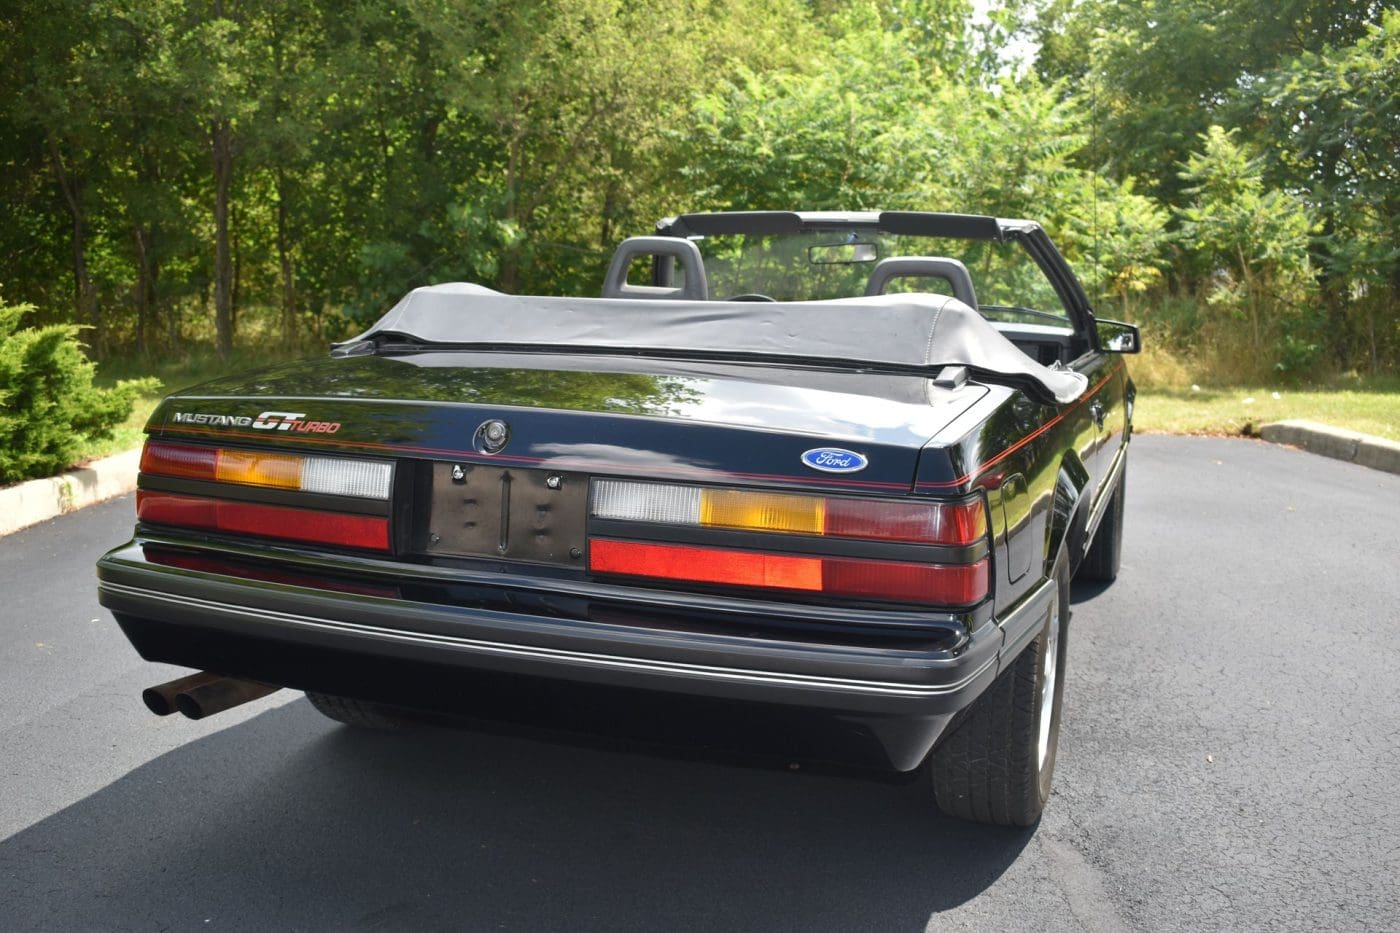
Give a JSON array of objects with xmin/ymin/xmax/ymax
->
[{"xmin": 0, "ymin": 297, "xmax": 158, "ymax": 485}]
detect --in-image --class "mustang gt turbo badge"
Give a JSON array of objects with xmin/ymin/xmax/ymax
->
[
  {"xmin": 170, "ymin": 411, "xmax": 341, "ymax": 434},
  {"xmin": 171, "ymin": 412, "xmax": 253, "ymax": 428},
  {"xmin": 800, "ymin": 447, "xmax": 869, "ymax": 473}
]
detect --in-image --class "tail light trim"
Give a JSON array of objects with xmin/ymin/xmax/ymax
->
[
  {"xmin": 588, "ymin": 479, "xmax": 992, "ymax": 609},
  {"xmin": 592, "ymin": 479, "xmax": 987, "ymax": 546},
  {"xmin": 141, "ymin": 441, "xmax": 392, "ymax": 500}
]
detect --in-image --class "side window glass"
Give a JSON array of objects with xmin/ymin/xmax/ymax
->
[{"xmin": 959, "ymin": 241, "xmax": 1071, "ymax": 326}]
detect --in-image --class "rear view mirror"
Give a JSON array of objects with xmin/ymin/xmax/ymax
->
[
  {"xmin": 809, "ymin": 242, "xmax": 878, "ymax": 265},
  {"xmin": 1095, "ymin": 319, "xmax": 1141, "ymax": 354}
]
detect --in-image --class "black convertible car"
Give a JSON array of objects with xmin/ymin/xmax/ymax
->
[{"xmin": 97, "ymin": 211, "xmax": 1137, "ymax": 826}]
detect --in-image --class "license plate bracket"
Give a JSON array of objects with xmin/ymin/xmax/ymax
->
[{"xmin": 425, "ymin": 463, "xmax": 588, "ymax": 566}]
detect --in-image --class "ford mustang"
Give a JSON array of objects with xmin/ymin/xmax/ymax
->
[{"xmin": 96, "ymin": 210, "xmax": 1137, "ymax": 826}]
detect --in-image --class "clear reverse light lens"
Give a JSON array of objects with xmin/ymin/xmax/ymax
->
[
  {"xmin": 593, "ymin": 479, "xmax": 701, "ymax": 524},
  {"xmin": 301, "ymin": 457, "xmax": 393, "ymax": 499}
]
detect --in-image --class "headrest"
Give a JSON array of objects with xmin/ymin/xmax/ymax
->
[
  {"xmin": 601, "ymin": 236, "xmax": 708, "ymax": 301},
  {"xmin": 865, "ymin": 256, "xmax": 978, "ymax": 309}
]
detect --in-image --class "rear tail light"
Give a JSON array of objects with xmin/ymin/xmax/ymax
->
[
  {"xmin": 137, "ymin": 492, "xmax": 390, "ymax": 551},
  {"xmin": 592, "ymin": 479, "xmax": 985, "ymax": 546},
  {"xmin": 137, "ymin": 440, "xmax": 393, "ymax": 551},
  {"xmin": 589, "ymin": 480, "xmax": 990, "ymax": 606},
  {"xmin": 141, "ymin": 442, "xmax": 391, "ymax": 499},
  {"xmin": 590, "ymin": 539, "xmax": 988, "ymax": 605}
]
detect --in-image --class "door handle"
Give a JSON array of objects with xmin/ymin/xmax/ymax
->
[{"xmin": 1090, "ymin": 400, "xmax": 1106, "ymax": 429}]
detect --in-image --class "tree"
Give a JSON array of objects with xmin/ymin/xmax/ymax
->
[
  {"xmin": 2, "ymin": 0, "xmax": 132, "ymax": 354},
  {"xmin": 1036, "ymin": 0, "xmax": 1389, "ymax": 203},
  {"xmin": 684, "ymin": 17, "xmax": 935, "ymax": 213},
  {"xmin": 1061, "ymin": 175, "xmax": 1172, "ymax": 318},
  {"xmin": 1255, "ymin": 11, "xmax": 1400, "ymax": 371},
  {"xmin": 1176, "ymin": 126, "xmax": 1315, "ymax": 356},
  {"xmin": 171, "ymin": 0, "xmax": 255, "ymax": 361}
]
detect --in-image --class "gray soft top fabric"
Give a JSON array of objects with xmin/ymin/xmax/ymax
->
[{"xmin": 350, "ymin": 284, "xmax": 1088, "ymax": 405}]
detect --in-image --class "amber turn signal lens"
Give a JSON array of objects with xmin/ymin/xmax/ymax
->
[
  {"xmin": 699, "ymin": 488, "xmax": 825, "ymax": 534},
  {"xmin": 215, "ymin": 450, "xmax": 302, "ymax": 489}
]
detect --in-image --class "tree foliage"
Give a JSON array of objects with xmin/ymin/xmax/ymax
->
[
  {"xmin": 1033, "ymin": 0, "xmax": 1394, "ymax": 376},
  {"xmin": 0, "ymin": 0, "xmax": 1394, "ymax": 382},
  {"xmin": 1254, "ymin": 10, "xmax": 1400, "ymax": 370}
]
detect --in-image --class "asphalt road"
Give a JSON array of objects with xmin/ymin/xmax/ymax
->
[{"xmin": 1, "ymin": 435, "xmax": 1397, "ymax": 931}]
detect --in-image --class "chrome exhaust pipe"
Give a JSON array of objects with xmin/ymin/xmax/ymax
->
[
  {"xmin": 142, "ymin": 672, "xmax": 222, "ymax": 716},
  {"xmin": 173, "ymin": 676, "xmax": 281, "ymax": 720}
]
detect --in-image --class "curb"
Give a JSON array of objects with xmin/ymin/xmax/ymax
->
[
  {"xmin": 0, "ymin": 448, "xmax": 142, "ymax": 537},
  {"xmin": 1259, "ymin": 420, "xmax": 1400, "ymax": 476}
]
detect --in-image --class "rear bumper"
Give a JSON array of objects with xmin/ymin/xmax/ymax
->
[{"xmin": 97, "ymin": 540, "xmax": 1048, "ymax": 770}]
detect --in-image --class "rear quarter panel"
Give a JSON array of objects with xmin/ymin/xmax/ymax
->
[{"xmin": 919, "ymin": 365, "xmax": 1113, "ymax": 618}]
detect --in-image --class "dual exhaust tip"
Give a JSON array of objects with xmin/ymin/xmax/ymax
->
[{"xmin": 142, "ymin": 672, "xmax": 280, "ymax": 720}]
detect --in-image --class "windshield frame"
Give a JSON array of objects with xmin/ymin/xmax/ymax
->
[{"xmin": 654, "ymin": 211, "xmax": 1095, "ymax": 337}]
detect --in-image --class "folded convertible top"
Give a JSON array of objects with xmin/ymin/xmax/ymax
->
[{"xmin": 347, "ymin": 283, "xmax": 1088, "ymax": 405}]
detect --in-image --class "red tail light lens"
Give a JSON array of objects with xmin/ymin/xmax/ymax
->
[
  {"xmin": 140, "ymin": 442, "xmax": 219, "ymax": 481},
  {"xmin": 824, "ymin": 497, "xmax": 986, "ymax": 546},
  {"xmin": 589, "ymin": 539, "xmax": 989, "ymax": 605},
  {"xmin": 137, "ymin": 491, "xmax": 390, "ymax": 552},
  {"xmin": 821, "ymin": 557, "xmax": 988, "ymax": 604},
  {"xmin": 592, "ymin": 539, "xmax": 823, "ymax": 591}
]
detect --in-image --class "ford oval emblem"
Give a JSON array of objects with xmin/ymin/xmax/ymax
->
[{"xmin": 800, "ymin": 448, "xmax": 869, "ymax": 474}]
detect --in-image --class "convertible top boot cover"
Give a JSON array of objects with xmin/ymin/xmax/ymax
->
[{"xmin": 345, "ymin": 284, "xmax": 1089, "ymax": 405}]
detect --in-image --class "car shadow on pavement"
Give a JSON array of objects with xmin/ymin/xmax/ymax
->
[
  {"xmin": 1069, "ymin": 579, "xmax": 1114, "ymax": 605},
  {"xmin": 0, "ymin": 698, "xmax": 1033, "ymax": 931}
]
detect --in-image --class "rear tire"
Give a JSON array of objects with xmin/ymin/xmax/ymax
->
[
  {"xmin": 1078, "ymin": 463, "xmax": 1125, "ymax": 583},
  {"xmin": 305, "ymin": 692, "xmax": 410, "ymax": 731},
  {"xmin": 931, "ymin": 553, "xmax": 1070, "ymax": 826}
]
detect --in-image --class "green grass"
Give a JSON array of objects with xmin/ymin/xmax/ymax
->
[
  {"xmin": 1137, "ymin": 386, "xmax": 1400, "ymax": 441},
  {"xmin": 77, "ymin": 345, "xmax": 309, "ymax": 465},
  {"xmin": 74, "ymin": 394, "xmax": 162, "ymax": 463}
]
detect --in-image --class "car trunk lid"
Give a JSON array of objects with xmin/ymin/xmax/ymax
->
[{"xmin": 147, "ymin": 351, "xmax": 988, "ymax": 497}]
